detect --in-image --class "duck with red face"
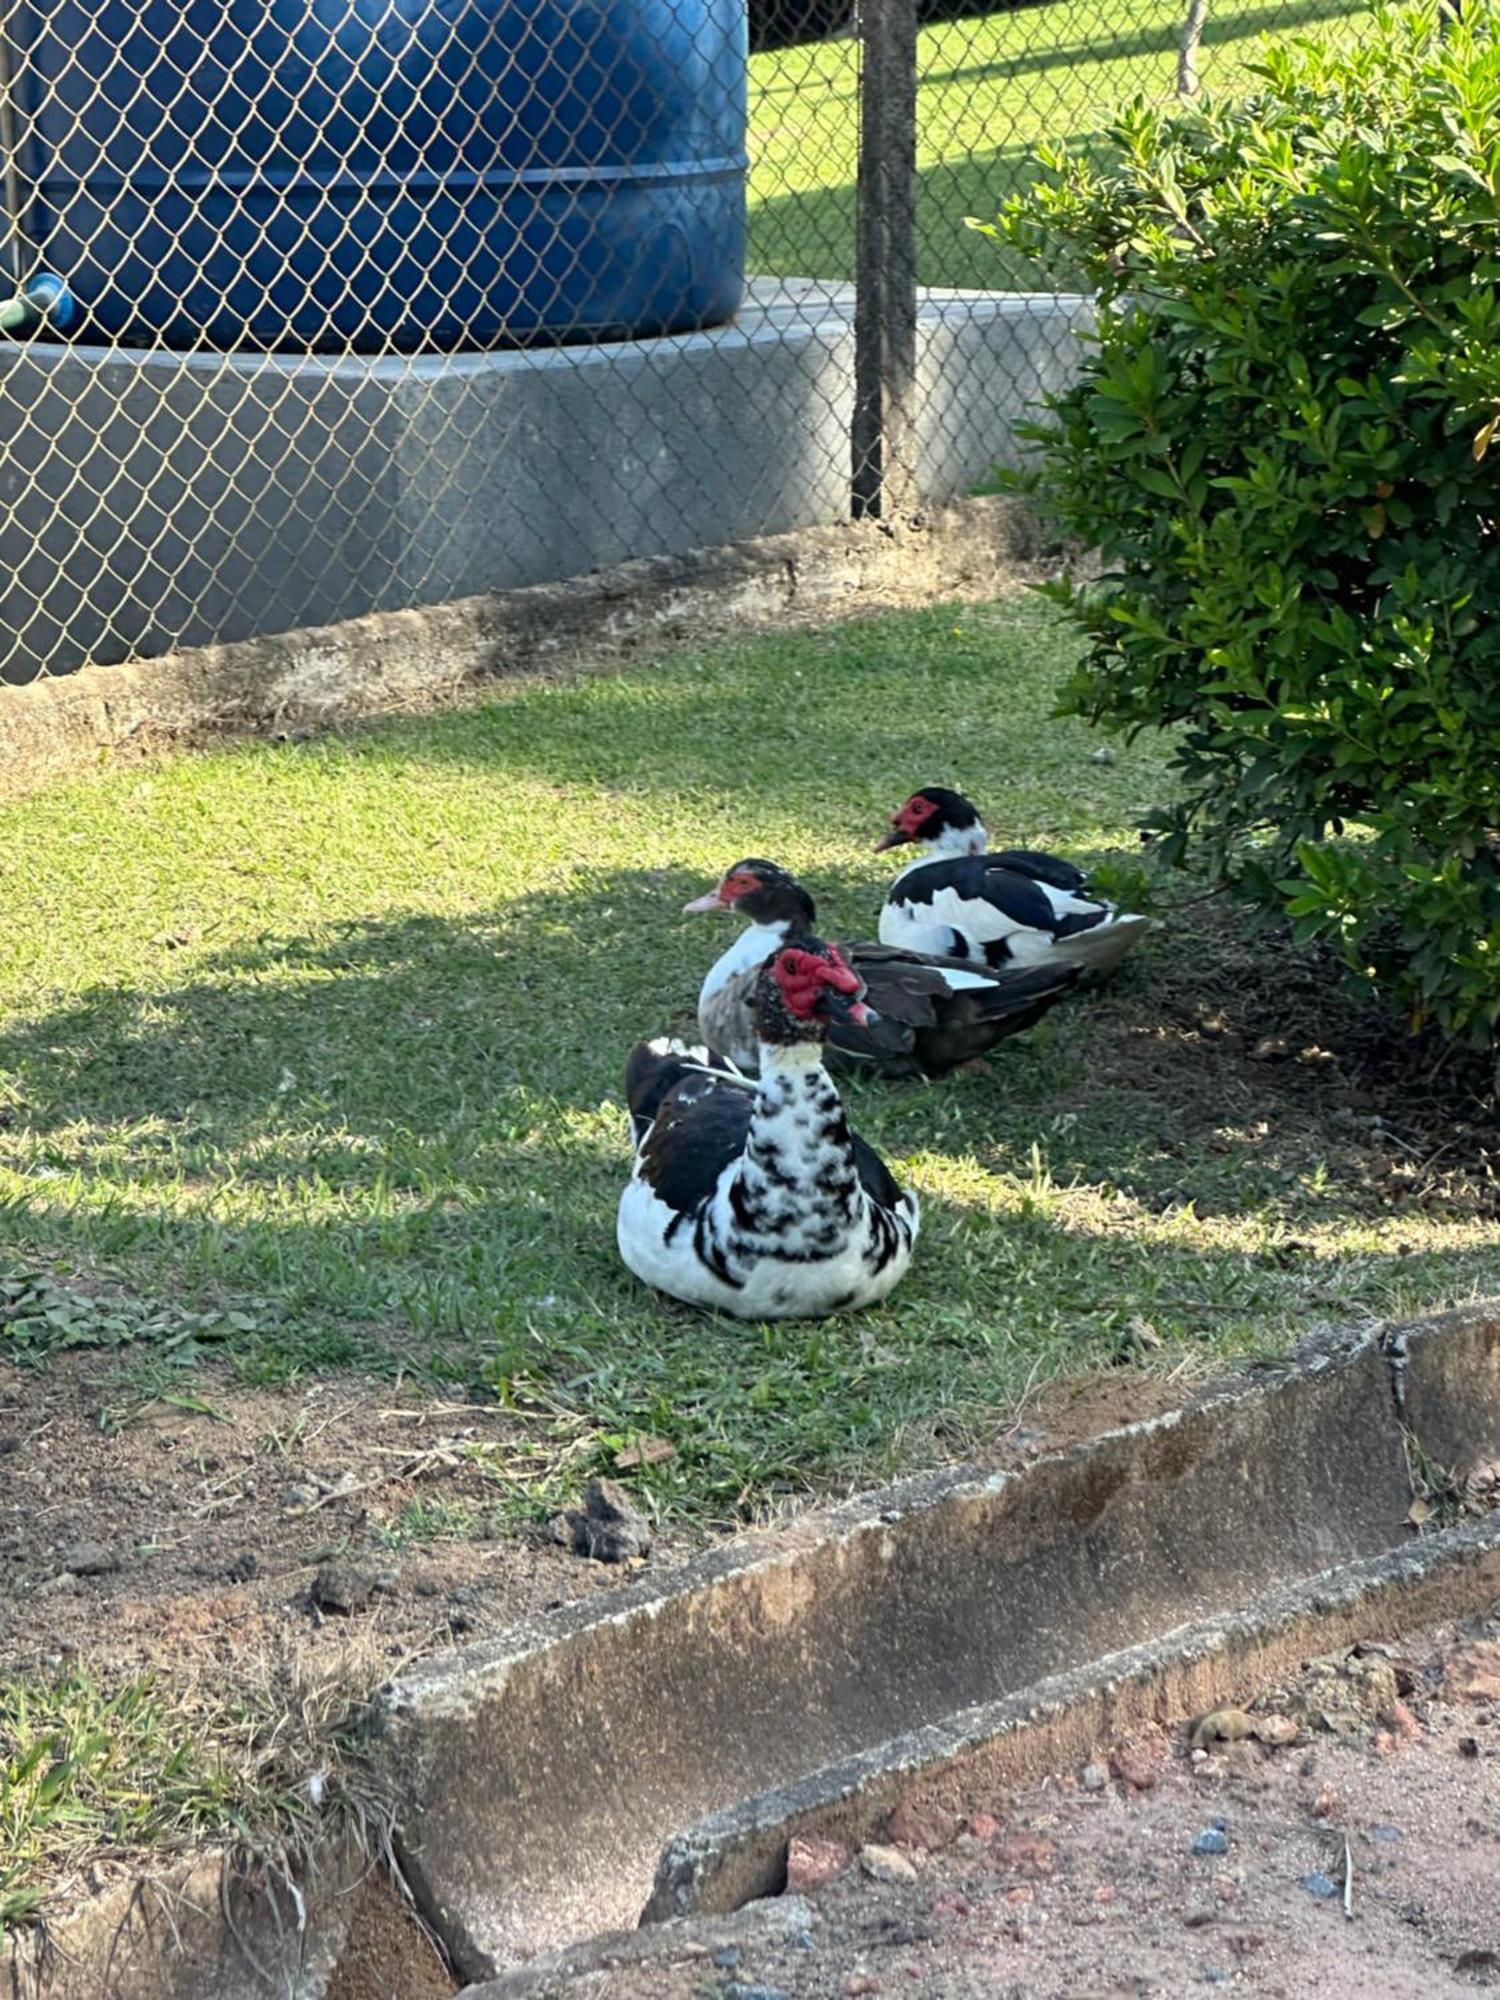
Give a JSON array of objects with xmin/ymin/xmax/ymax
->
[
  {"xmin": 617, "ymin": 941, "xmax": 918, "ymax": 1319},
  {"xmin": 684, "ymin": 857, "xmax": 1077, "ymax": 1080},
  {"xmin": 874, "ymin": 787, "xmax": 1148, "ymax": 977}
]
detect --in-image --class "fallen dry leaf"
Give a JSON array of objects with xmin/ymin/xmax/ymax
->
[
  {"xmin": 613, "ymin": 1436, "xmax": 676, "ymax": 1470},
  {"xmin": 1192, "ymin": 1706, "xmax": 1255, "ymax": 1749}
]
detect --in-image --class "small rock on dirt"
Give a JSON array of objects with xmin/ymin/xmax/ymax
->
[
  {"xmin": 1081, "ymin": 1761, "xmax": 1108, "ymax": 1792},
  {"xmin": 859, "ymin": 1844, "xmax": 918, "ymax": 1885},
  {"xmin": 1112, "ymin": 1736, "xmax": 1166, "ymax": 1790},
  {"xmin": 1251, "ymin": 1714, "xmax": 1299, "ymax": 1747},
  {"xmin": 886, "ymin": 1793, "xmax": 961, "ymax": 1852},
  {"xmin": 994, "ymin": 1832, "xmax": 1057, "ymax": 1878},
  {"xmin": 1192, "ymin": 1707, "xmax": 1253, "ymax": 1750},
  {"xmin": 787, "ymin": 1836, "xmax": 853, "ymax": 1893},
  {"xmin": 59, "ymin": 1541, "xmax": 119, "ymax": 1577},
  {"xmin": 725, "ymin": 1985, "xmax": 792, "ymax": 2000},
  {"xmin": 1192, "ymin": 1829, "xmax": 1230, "ymax": 1857},
  {"xmin": 1445, "ymin": 1641, "xmax": 1500, "ymax": 1705},
  {"xmin": 1301, "ymin": 1872, "xmax": 1338, "ymax": 1899},
  {"xmin": 1263, "ymin": 1649, "xmax": 1400, "ymax": 1739},
  {"xmin": 310, "ymin": 1563, "xmax": 378, "ymax": 1615},
  {"xmin": 548, "ymin": 1477, "xmax": 652, "ymax": 1563}
]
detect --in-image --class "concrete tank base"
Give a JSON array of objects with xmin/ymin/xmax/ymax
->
[{"xmin": 0, "ymin": 281, "xmax": 1092, "ymax": 683}]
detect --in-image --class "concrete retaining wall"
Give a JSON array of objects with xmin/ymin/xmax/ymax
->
[
  {"xmin": 0, "ymin": 283, "xmax": 1092, "ymax": 685},
  {"xmin": 0, "ymin": 493, "xmax": 1061, "ymax": 798}
]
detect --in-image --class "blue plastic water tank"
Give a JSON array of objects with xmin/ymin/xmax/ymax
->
[{"xmin": 16, "ymin": 0, "xmax": 747, "ymax": 352}]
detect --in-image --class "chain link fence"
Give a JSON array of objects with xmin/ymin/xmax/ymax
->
[{"xmin": 0, "ymin": 0, "xmax": 1373, "ymax": 688}]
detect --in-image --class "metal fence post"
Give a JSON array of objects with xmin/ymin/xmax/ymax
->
[
  {"xmin": 851, "ymin": 0, "xmax": 919, "ymax": 522},
  {"xmin": 0, "ymin": 3, "xmax": 30, "ymax": 284}
]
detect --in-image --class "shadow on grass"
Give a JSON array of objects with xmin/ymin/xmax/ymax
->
[
  {"xmin": 4, "ymin": 853, "xmax": 1496, "ymax": 1517},
  {"xmin": 918, "ymin": 0, "xmax": 1368, "ymax": 91},
  {"xmin": 745, "ymin": 0, "xmax": 1370, "ymax": 285},
  {"xmin": 2, "ymin": 866, "xmax": 1493, "ymax": 1358}
]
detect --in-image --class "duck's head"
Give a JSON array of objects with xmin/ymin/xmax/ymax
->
[
  {"xmin": 753, "ymin": 940, "xmax": 876, "ymax": 1045},
  {"xmin": 683, "ymin": 858, "xmax": 818, "ymax": 932},
  {"xmin": 874, "ymin": 786, "xmax": 987, "ymax": 858}
]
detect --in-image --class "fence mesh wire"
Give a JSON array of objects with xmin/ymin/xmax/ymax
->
[{"xmin": 0, "ymin": 0, "xmax": 1372, "ymax": 687}]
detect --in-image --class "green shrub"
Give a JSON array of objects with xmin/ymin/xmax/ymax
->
[{"xmin": 977, "ymin": 2, "xmax": 1500, "ymax": 1044}]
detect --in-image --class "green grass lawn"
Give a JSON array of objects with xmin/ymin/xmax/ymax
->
[
  {"xmin": 2, "ymin": 600, "xmax": 1497, "ymax": 1522},
  {"xmin": 747, "ymin": 0, "xmax": 1372, "ymax": 288}
]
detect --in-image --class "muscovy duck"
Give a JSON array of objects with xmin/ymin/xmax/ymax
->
[
  {"xmin": 617, "ymin": 941, "xmax": 918, "ymax": 1318},
  {"xmin": 685, "ymin": 858, "xmax": 1078, "ymax": 1079},
  {"xmin": 874, "ymin": 786, "xmax": 1148, "ymax": 975}
]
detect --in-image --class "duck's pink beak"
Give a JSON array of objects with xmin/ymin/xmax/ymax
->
[
  {"xmin": 824, "ymin": 989, "xmax": 878, "ymax": 1030},
  {"xmin": 682, "ymin": 886, "xmax": 724, "ymax": 914},
  {"xmin": 872, "ymin": 827, "xmax": 909, "ymax": 853}
]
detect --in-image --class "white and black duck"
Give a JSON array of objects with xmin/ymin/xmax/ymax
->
[
  {"xmin": 617, "ymin": 941, "xmax": 918, "ymax": 1318},
  {"xmin": 874, "ymin": 786, "xmax": 1147, "ymax": 976},
  {"xmin": 685, "ymin": 858, "xmax": 1077, "ymax": 1079}
]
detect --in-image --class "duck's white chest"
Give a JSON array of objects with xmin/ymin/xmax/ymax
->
[{"xmin": 698, "ymin": 924, "xmax": 785, "ymax": 1068}]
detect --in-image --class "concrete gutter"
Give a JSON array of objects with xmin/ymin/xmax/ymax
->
[
  {"xmin": 14, "ymin": 1301, "xmax": 1498, "ymax": 1996},
  {"xmin": 640, "ymin": 1511, "xmax": 1500, "ymax": 1929},
  {"xmin": 0, "ymin": 494, "xmax": 1055, "ymax": 797},
  {"xmin": 382, "ymin": 1300, "xmax": 1500, "ymax": 1983}
]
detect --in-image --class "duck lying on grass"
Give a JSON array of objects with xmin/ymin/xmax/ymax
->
[
  {"xmin": 875, "ymin": 786, "xmax": 1148, "ymax": 977},
  {"xmin": 685, "ymin": 858, "xmax": 1076, "ymax": 1079},
  {"xmin": 617, "ymin": 941, "xmax": 918, "ymax": 1318}
]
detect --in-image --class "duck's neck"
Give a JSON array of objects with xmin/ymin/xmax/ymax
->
[
  {"xmin": 731, "ymin": 1040, "xmax": 858, "ymax": 1235},
  {"xmin": 702, "ymin": 918, "xmax": 792, "ymax": 1001},
  {"xmin": 929, "ymin": 818, "xmax": 988, "ymax": 858},
  {"xmin": 893, "ymin": 818, "xmax": 988, "ymax": 883}
]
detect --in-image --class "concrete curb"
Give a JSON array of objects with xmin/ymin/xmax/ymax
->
[
  {"xmin": 382, "ymin": 1302, "xmax": 1500, "ymax": 1981},
  {"xmin": 643, "ymin": 1510, "xmax": 1500, "ymax": 1926},
  {"xmin": 459, "ymin": 1892, "xmax": 817, "ymax": 2000},
  {"xmin": 0, "ymin": 494, "xmax": 1053, "ymax": 796}
]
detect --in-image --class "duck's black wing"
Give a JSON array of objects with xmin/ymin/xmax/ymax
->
[
  {"xmin": 987, "ymin": 848, "xmax": 1092, "ymax": 896},
  {"xmin": 625, "ymin": 1040, "xmax": 755, "ymax": 1211},
  {"xmin": 892, "ymin": 855, "xmax": 1068, "ymax": 934},
  {"xmin": 851, "ymin": 1131, "xmax": 905, "ymax": 1211}
]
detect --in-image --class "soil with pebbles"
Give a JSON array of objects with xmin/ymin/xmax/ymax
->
[{"xmin": 0, "ymin": 1358, "xmax": 1185, "ymax": 1695}]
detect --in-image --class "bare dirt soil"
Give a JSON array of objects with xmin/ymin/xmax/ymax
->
[
  {"xmin": 0, "ymin": 1359, "xmax": 1182, "ymax": 1694},
  {"xmin": 598, "ymin": 1607, "xmax": 1500, "ymax": 2000},
  {"xmin": 0, "ymin": 1362, "xmax": 688, "ymax": 1690},
  {"xmin": 323, "ymin": 1873, "xmax": 456, "ymax": 2000},
  {"xmin": 1075, "ymin": 904, "xmax": 1500, "ymax": 1227}
]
